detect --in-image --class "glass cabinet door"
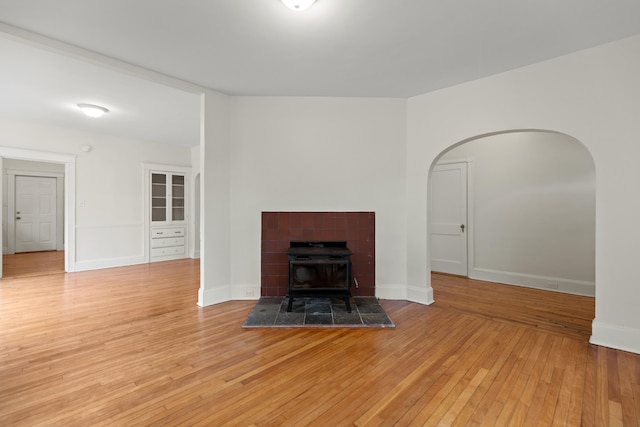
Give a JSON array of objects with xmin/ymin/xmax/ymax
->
[
  {"xmin": 150, "ymin": 172, "xmax": 186, "ymax": 223},
  {"xmin": 151, "ymin": 173, "xmax": 167, "ymax": 222},
  {"xmin": 171, "ymin": 175, "xmax": 185, "ymax": 221}
]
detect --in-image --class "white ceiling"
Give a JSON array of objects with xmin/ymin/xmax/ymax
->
[
  {"xmin": 0, "ymin": 36, "xmax": 201, "ymax": 147},
  {"xmin": 1, "ymin": 0, "xmax": 640, "ymax": 147}
]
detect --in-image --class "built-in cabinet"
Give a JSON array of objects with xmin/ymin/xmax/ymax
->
[
  {"xmin": 151, "ymin": 173, "xmax": 185, "ymax": 223},
  {"xmin": 150, "ymin": 226, "xmax": 186, "ymax": 259},
  {"xmin": 148, "ymin": 170, "xmax": 188, "ymax": 262}
]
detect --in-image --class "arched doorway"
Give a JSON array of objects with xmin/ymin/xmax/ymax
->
[{"xmin": 428, "ymin": 130, "xmax": 596, "ymax": 297}]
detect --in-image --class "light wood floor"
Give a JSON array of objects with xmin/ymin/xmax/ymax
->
[
  {"xmin": 1, "ymin": 260, "xmax": 638, "ymax": 426},
  {"xmin": 2, "ymin": 251, "xmax": 65, "ymax": 279}
]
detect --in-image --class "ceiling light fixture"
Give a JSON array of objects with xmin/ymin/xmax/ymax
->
[
  {"xmin": 78, "ymin": 103, "xmax": 109, "ymax": 118},
  {"xmin": 281, "ymin": 0, "xmax": 316, "ymax": 11}
]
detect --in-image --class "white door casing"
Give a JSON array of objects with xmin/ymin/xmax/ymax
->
[
  {"xmin": 0, "ymin": 147, "xmax": 76, "ymax": 278},
  {"xmin": 15, "ymin": 176, "xmax": 57, "ymax": 252},
  {"xmin": 143, "ymin": 163, "xmax": 191, "ymax": 263},
  {"xmin": 430, "ymin": 162, "xmax": 468, "ymax": 276}
]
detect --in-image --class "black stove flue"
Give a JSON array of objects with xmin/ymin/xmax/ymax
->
[{"xmin": 287, "ymin": 241, "xmax": 353, "ymax": 312}]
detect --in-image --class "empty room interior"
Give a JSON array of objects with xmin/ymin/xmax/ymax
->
[{"xmin": 1, "ymin": 1, "xmax": 640, "ymax": 425}]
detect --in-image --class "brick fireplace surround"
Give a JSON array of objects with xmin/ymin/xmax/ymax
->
[{"xmin": 261, "ymin": 212, "xmax": 375, "ymax": 297}]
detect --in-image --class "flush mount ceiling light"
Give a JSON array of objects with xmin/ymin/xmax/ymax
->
[
  {"xmin": 77, "ymin": 103, "xmax": 109, "ymax": 118},
  {"xmin": 281, "ymin": 0, "xmax": 316, "ymax": 11}
]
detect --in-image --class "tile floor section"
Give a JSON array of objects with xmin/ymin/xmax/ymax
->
[{"xmin": 242, "ymin": 296, "xmax": 395, "ymax": 328}]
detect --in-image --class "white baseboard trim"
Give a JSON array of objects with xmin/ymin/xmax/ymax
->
[
  {"xmin": 407, "ymin": 285, "xmax": 434, "ymax": 305},
  {"xmin": 232, "ymin": 284, "xmax": 261, "ymax": 300},
  {"xmin": 72, "ymin": 256, "xmax": 147, "ymax": 272},
  {"xmin": 591, "ymin": 320, "xmax": 640, "ymax": 355},
  {"xmin": 470, "ymin": 267, "xmax": 595, "ymax": 297},
  {"xmin": 198, "ymin": 285, "xmax": 231, "ymax": 307},
  {"xmin": 375, "ymin": 283, "xmax": 407, "ymax": 300}
]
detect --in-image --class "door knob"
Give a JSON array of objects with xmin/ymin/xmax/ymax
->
[
  {"xmin": 460, "ymin": 224, "xmax": 465, "ymax": 232},
  {"xmin": 16, "ymin": 217, "xmax": 21, "ymax": 220}
]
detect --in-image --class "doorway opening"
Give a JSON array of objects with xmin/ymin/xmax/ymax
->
[
  {"xmin": 0, "ymin": 147, "xmax": 76, "ymax": 279},
  {"xmin": 3, "ymin": 163, "xmax": 66, "ymax": 279},
  {"xmin": 430, "ymin": 161, "xmax": 468, "ymax": 277},
  {"xmin": 429, "ymin": 130, "xmax": 596, "ymax": 297}
]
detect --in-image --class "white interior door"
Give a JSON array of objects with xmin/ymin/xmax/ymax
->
[
  {"xmin": 430, "ymin": 163, "xmax": 468, "ymax": 276},
  {"xmin": 15, "ymin": 176, "xmax": 57, "ymax": 253}
]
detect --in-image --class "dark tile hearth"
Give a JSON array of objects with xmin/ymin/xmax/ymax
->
[{"xmin": 242, "ymin": 296, "xmax": 395, "ymax": 328}]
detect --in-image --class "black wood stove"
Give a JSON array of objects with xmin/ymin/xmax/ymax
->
[{"xmin": 287, "ymin": 241, "xmax": 352, "ymax": 312}]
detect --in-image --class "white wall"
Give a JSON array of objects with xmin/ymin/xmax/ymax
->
[
  {"xmin": 3, "ymin": 158, "xmax": 65, "ymax": 173},
  {"xmin": 407, "ymin": 35, "xmax": 640, "ymax": 354},
  {"xmin": 198, "ymin": 89, "xmax": 232, "ymax": 306},
  {"xmin": 439, "ymin": 131, "xmax": 596, "ymax": 295},
  {"xmin": 0, "ymin": 119, "xmax": 191, "ymax": 270},
  {"xmin": 227, "ymin": 96, "xmax": 408, "ymax": 300},
  {"xmin": 190, "ymin": 145, "xmax": 200, "ymax": 259}
]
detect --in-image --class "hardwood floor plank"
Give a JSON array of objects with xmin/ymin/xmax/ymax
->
[
  {"xmin": 356, "ymin": 316, "xmax": 491, "ymax": 425},
  {"xmin": 580, "ymin": 345, "xmax": 599, "ymax": 426},
  {"xmin": 464, "ymin": 330, "xmax": 543, "ymax": 424},
  {"xmin": 383, "ymin": 317, "xmax": 495, "ymax": 425},
  {"xmin": 430, "ymin": 273, "xmax": 594, "ymax": 342},
  {"xmin": 633, "ymin": 382, "xmax": 640, "ymax": 427},
  {"xmin": 537, "ymin": 367, "xmax": 565, "ymax": 426},
  {"xmin": 425, "ymin": 329, "xmax": 515, "ymax": 423},
  {"xmin": 2, "ymin": 251, "xmax": 65, "ymax": 278},
  {"xmin": 2, "ymin": 264, "xmax": 640, "ymax": 426},
  {"xmin": 494, "ymin": 372, "xmax": 529, "ymax": 427},
  {"xmin": 618, "ymin": 350, "xmax": 640, "ymax": 427},
  {"xmin": 609, "ymin": 400, "xmax": 625, "ymax": 427},
  {"xmin": 566, "ymin": 340, "xmax": 589, "ymax": 425},
  {"xmin": 295, "ymin": 311, "xmax": 477, "ymax": 425},
  {"xmin": 551, "ymin": 338, "xmax": 580, "ymax": 426},
  {"xmin": 447, "ymin": 327, "xmax": 531, "ymax": 426},
  {"xmin": 596, "ymin": 345, "xmax": 611, "ymax": 426},
  {"xmin": 439, "ymin": 367, "xmax": 489, "ymax": 426}
]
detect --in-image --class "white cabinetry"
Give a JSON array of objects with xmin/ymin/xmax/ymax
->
[
  {"xmin": 150, "ymin": 226, "xmax": 186, "ymax": 259},
  {"xmin": 151, "ymin": 172, "xmax": 185, "ymax": 223},
  {"xmin": 149, "ymin": 170, "xmax": 188, "ymax": 262}
]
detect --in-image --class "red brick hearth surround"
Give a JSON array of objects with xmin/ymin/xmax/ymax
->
[{"xmin": 261, "ymin": 212, "xmax": 375, "ymax": 297}]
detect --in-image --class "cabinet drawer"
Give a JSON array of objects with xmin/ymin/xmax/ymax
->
[
  {"xmin": 151, "ymin": 237, "xmax": 185, "ymax": 248},
  {"xmin": 151, "ymin": 245, "xmax": 185, "ymax": 257},
  {"xmin": 151, "ymin": 227, "xmax": 185, "ymax": 238}
]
